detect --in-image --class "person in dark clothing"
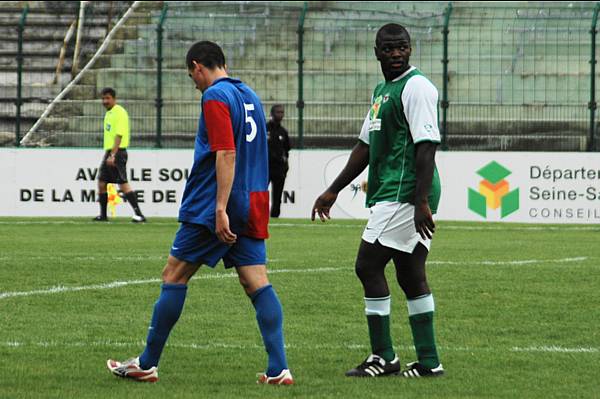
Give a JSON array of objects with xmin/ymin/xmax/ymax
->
[{"xmin": 267, "ymin": 104, "xmax": 291, "ymax": 218}]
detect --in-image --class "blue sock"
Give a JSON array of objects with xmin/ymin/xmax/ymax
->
[
  {"xmin": 251, "ymin": 284, "xmax": 288, "ymax": 377},
  {"xmin": 139, "ymin": 283, "xmax": 187, "ymax": 369}
]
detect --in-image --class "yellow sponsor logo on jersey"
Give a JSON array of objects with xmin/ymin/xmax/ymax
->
[{"xmin": 369, "ymin": 95, "xmax": 383, "ymax": 132}]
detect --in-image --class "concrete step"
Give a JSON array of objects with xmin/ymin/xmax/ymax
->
[
  {"xmin": 105, "ymin": 47, "xmax": 586, "ymax": 76},
  {"xmin": 61, "ymin": 114, "xmax": 366, "ymax": 135},
  {"xmin": 447, "ymin": 119, "xmax": 587, "ymax": 135},
  {"xmin": 0, "ymin": 14, "xmax": 113, "ymax": 26},
  {"xmin": 89, "ymin": 66, "xmax": 591, "ymax": 103},
  {"xmin": 0, "ymin": 84, "xmax": 61, "ymax": 99},
  {"xmin": 0, "ymin": 49, "xmax": 74, "ymax": 58},
  {"xmin": 0, "ymin": 40, "xmax": 64, "ymax": 52},
  {"xmin": 0, "ymin": 55, "xmax": 73, "ymax": 68},
  {"xmin": 55, "ymin": 100, "xmax": 370, "ymax": 121},
  {"xmin": 446, "ymin": 134, "xmax": 589, "ymax": 152},
  {"xmin": 66, "ymin": 85, "xmax": 101, "ymax": 100},
  {"xmin": 0, "ymin": 70, "xmax": 72, "ymax": 85},
  {"xmin": 21, "ymin": 128, "xmax": 595, "ymax": 151},
  {"xmin": 0, "ymin": 25, "xmax": 107, "ymax": 41},
  {"xmin": 26, "ymin": 129, "xmax": 593, "ymax": 151},
  {"xmin": 0, "ymin": 101, "xmax": 48, "ymax": 118},
  {"xmin": 0, "ymin": 118, "xmax": 33, "ymax": 133}
]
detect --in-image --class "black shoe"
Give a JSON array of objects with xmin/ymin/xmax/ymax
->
[
  {"xmin": 131, "ymin": 214, "xmax": 146, "ymax": 223},
  {"xmin": 92, "ymin": 216, "xmax": 108, "ymax": 222},
  {"xmin": 399, "ymin": 361, "xmax": 444, "ymax": 378},
  {"xmin": 345, "ymin": 354, "xmax": 400, "ymax": 377}
]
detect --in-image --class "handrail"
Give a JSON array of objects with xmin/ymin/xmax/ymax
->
[
  {"xmin": 71, "ymin": 1, "xmax": 88, "ymax": 76},
  {"xmin": 21, "ymin": 1, "xmax": 142, "ymax": 146},
  {"xmin": 54, "ymin": 20, "xmax": 77, "ymax": 85}
]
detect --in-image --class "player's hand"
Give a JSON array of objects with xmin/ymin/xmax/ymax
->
[
  {"xmin": 414, "ymin": 201, "xmax": 435, "ymax": 240},
  {"xmin": 106, "ymin": 154, "xmax": 116, "ymax": 167},
  {"xmin": 311, "ymin": 191, "xmax": 338, "ymax": 222},
  {"xmin": 215, "ymin": 209, "xmax": 237, "ymax": 244}
]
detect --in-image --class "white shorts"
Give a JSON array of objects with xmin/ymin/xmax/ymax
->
[{"xmin": 361, "ymin": 202, "xmax": 431, "ymax": 253}]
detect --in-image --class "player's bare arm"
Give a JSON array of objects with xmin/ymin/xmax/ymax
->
[
  {"xmin": 311, "ymin": 140, "xmax": 369, "ymax": 222},
  {"xmin": 413, "ymin": 141, "xmax": 437, "ymax": 239},
  {"xmin": 215, "ymin": 149, "xmax": 237, "ymax": 244},
  {"xmin": 106, "ymin": 135, "xmax": 122, "ymax": 167}
]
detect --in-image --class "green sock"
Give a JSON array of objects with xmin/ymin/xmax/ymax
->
[
  {"xmin": 365, "ymin": 296, "xmax": 395, "ymax": 362},
  {"xmin": 407, "ymin": 294, "xmax": 440, "ymax": 369}
]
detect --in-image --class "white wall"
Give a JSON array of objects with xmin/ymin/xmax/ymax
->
[{"xmin": 2, "ymin": 148, "xmax": 600, "ymax": 223}]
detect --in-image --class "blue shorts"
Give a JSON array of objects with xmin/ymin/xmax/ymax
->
[{"xmin": 170, "ymin": 222, "xmax": 266, "ymax": 268}]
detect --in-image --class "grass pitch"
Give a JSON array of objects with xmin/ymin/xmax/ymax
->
[{"xmin": 0, "ymin": 217, "xmax": 598, "ymax": 398}]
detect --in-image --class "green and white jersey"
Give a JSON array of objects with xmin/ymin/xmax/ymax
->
[{"xmin": 358, "ymin": 66, "xmax": 442, "ymax": 213}]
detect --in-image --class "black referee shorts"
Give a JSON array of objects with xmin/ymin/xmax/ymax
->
[{"xmin": 98, "ymin": 149, "xmax": 128, "ymax": 184}]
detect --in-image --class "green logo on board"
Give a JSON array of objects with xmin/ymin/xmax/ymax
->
[{"xmin": 468, "ymin": 161, "xmax": 519, "ymax": 218}]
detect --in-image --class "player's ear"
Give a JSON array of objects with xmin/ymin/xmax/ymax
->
[{"xmin": 374, "ymin": 46, "xmax": 382, "ymax": 61}]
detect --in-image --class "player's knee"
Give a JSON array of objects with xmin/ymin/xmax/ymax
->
[
  {"xmin": 354, "ymin": 260, "xmax": 370, "ymax": 282},
  {"xmin": 401, "ymin": 281, "xmax": 430, "ymax": 299},
  {"xmin": 238, "ymin": 275, "xmax": 251, "ymax": 292},
  {"xmin": 161, "ymin": 264, "xmax": 178, "ymax": 283},
  {"xmin": 355, "ymin": 245, "xmax": 380, "ymax": 282},
  {"xmin": 237, "ymin": 265, "xmax": 269, "ymax": 295},
  {"xmin": 238, "ymin": 275, "xmax": 269, "ymax": 295},
  {"xmin": 355, "ymin": 258, "xmax": 385, "ymax": 286},
  {"xmin": 161, "ymin": 257, "xmax": 194, "ymax": 284}
]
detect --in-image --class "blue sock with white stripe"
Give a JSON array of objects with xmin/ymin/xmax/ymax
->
[
  {"xmin": 251, "ymin": 284, "xmax": 288, "ymax": 377},
  {"xmin": 139, "ymin": 283, "xmax": 187, "ymax": 369}
]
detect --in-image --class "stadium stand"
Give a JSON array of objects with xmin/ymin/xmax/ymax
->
[
  {"xmin": 0, "ymin": 0, "xmax": 133, "ymax": 146},
  {"xmin": 11, "ymin": 1, "xmax": 600, "ymax": 151}
]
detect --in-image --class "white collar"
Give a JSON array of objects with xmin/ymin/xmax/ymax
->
[{"xmin": 391, "ymin": 66, "xmax": 416, "ymax": 82}]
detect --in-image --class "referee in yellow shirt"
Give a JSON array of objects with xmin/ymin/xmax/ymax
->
[{"xmin": 93, "ymin": 87, "xmax": 146, "ymax": 222}]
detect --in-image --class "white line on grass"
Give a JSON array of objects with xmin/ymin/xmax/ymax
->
[
  {"xmin": 0, "ymin": 340, "xmax": 597, "ymax": 354},
  {"xmin": 0, "ymin": 278, "xmax": 162, "ymax": 300},
  {"xmin": 429, "ymin": 256, "xmax": 589, "ymax": 266},
  {"xmin": 0, "ymin": 267, "xmax": 345, "ymax": 300},
  {"xmin": 2, "ymin": 220, "xmax": 600, "ymax": 232},
  {"xmin": 0, "ymin": 255, "xmax": 167, "ymax": 262},
  {"xmin": 271, "ymin": 224, "xmax": 600, "ymax": 232},
  {"xmin": 511, "ymin": 346, "xmax": 599, "ymax": 354},
  {"xmin": 0, "ymin": 257, "xmax": 591, "ymax": 300},
  {"xmin": 0, "ymin": 254, "xmax": 590, "ymax": 265}
]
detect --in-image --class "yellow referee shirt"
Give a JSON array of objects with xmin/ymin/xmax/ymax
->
[{"xmin": 103, "ymin": 104, "xmax": 130, "ymax": 150}]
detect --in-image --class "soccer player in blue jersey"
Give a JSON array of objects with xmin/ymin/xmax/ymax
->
[{"xmin": 107, "ymin": 41, "xmax": 293, "ymax": 385}]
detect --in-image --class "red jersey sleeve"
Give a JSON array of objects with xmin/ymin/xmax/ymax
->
[{"xmin": 203, "ymin": 100, "xmax": 235, "ymax": 151}]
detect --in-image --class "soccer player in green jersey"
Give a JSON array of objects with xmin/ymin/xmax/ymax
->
[
  {"xmin": 312, "ymin": 23, "xmax": 444, "ymax": 378},
  {"xmin": 93, "ymin": 87, "xmax": 146, "ymax": 223}
]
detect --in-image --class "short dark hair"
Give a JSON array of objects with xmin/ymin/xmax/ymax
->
[
  {"xmin": 101, "ymin": 87, "xmax": 116, "ymax": 97},
  {"xmin": 186, "ymin": 41, "xmax": 226, "ymax": 70},
  {"xmin": 376, "ymin": 23, "xmax": 410, "ymax": 47},
  {"xmin": 270, "ymin": 104, "xmax": 284, "ymax": 115}
]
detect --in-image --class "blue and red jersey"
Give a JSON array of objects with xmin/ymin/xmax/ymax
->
[{"xmin": 178, "ymin": 77, "xmax": 270, "ymax": 239}]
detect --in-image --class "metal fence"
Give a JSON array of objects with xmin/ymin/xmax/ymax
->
[
  {"xmin": 9, "ymin": 1, "xmax": 600, "ymax": 151},
  {"xmin": 447, "ymin": 3, "xmax": 599, "ymax": 151},
  {"xmin": 1, "ymin": 1, "xmax": 132, "ymax": 147}
]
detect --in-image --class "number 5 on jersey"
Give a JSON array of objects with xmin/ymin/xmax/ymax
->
[{"xmin": 244, "ymin": 103, "xmax": 257, "ymax": 142}]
